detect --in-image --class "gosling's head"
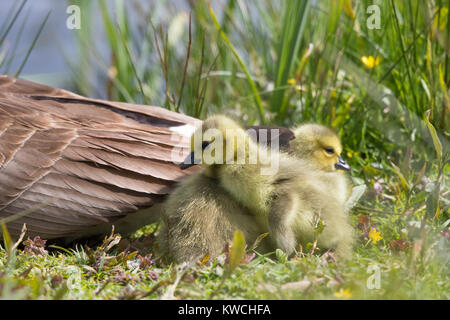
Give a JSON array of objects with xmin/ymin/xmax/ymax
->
[
  {"xmin": 290, "ymin": 124, "xmax": 350, "ymax": 172},
  {"xmin": 180, "ymin": 115, "xmax": 251, "ymax": 172}
]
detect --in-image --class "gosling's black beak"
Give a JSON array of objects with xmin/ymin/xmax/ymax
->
[
  {"xmin": 335, "ymin": 156, "xmax": 350, "ymax": 171},
  {"xmin": 180, "ymin": 152, "xmax": 199, "ymax": 170}
]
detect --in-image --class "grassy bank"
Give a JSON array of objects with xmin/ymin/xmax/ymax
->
[{"xmin": 0, "ymin": 0, "xmax": 448, "ymax": 299}]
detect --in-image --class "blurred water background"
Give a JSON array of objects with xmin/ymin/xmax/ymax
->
[
  {"xmin": 0, "ymin": 0, "xmax": 193, "ymax": 91},
  {"xmin": 1, "ymin": 0, "xmax": 77, "ymax": 87}
]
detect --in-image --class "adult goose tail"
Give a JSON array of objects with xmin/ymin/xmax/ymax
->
[{"xmin": 0, "ymin": 75, "xmax": 200, "ymax": 240}]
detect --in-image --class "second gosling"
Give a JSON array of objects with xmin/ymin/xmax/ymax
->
[{"xmin": 268, "ymin": 124, "xmax": 353, "ymax": 258}]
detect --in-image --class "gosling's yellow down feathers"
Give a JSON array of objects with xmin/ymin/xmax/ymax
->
[
  {"xmin": 159, "ymin": 115, "xmax": 275, "ymax": 261},
  {"xmin": 159, "ymin": 115, "xmax": 353, "ymax": 262},
  {"xmin": 268, "ymin": 123, "xmax": 353, "ymax": 257}
]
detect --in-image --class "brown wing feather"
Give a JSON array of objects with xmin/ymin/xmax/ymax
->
[
  {"xmin": 0, "ymin": 75, "xmax": 201, "ymax": 239},
  {"xmin": 244, "ymin": 125, "xmax": 295, "ymax": 152}
]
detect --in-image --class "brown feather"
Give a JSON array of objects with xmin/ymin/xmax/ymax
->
[
  {"xmin": 245, "ymin": 125, "xmax": 295, "ymax": 152},
  {"xmin": 0, "ymin": 75, "xmax": 201, "ymax": 239}
]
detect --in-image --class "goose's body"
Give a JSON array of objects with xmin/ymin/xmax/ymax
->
[
  {"xmin": 0, "ymin": 76, "xmax": 354, "ymax": 258},
  {"xmin": 0, "ymin": 75, "xmax": 200, "ymax": 239}
]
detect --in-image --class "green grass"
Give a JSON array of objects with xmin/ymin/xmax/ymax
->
[
  {"xmin": 0, "ymin": 0, "xmax": 49, "ymax": 76},
  {"xmin": 0, "ymin": 218, "xmax": 448, "ymax": 299},
  {"xmin": 0, "ymin": 0, "xmax": 449, "ymax": 299}
]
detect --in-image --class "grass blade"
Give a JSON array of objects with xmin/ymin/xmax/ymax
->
[
  {"xmin": 0, "ymin": 0, "xmax": 27, "ymax": 45},
  {"xmin": 270, "ymin": 1, "xmax": 311, "ymax": 121},
  {"xmin": 1, "ymin": 222, "xmax": 13, "ymax": 255},
  {"xmin": 14, "ymin": 10, "xmax": 50, "ymax": 77},
  {"xmin": 424, "ymin": 110, "xmax": 443, "ymax": 163},
  {"xmin": 227, "ymin": 230, "xmax": 246, "ymax": 274},
  {"xmin": 117, "ymin": 24, "xmax": 150, "ymax": 105},
  {"xmin": 209, "ymin": 3, "xmax": 265, "ymax": 123}
]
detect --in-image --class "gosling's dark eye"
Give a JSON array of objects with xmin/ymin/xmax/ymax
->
[
  {"xmin": 325, "ymin": 147, "xmax": 334, "ymax": 154},
  {"xmin": 202, "ymin": 141, "xmax": 211, "ymax": 150}
]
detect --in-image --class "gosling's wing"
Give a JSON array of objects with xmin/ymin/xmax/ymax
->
[
  {"xmin": 245, "ymin": 125, "xmax": 295, "ymax": 151},
  {"xmin": 0, "ymin": 75, "xmax": 201, "ymax": 239}
]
